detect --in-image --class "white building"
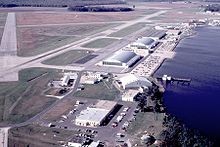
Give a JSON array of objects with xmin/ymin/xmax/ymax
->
[
  {"xmin": 130, "ymin": 37, "xmax": 158, "ymax": 50},
  {"xmin": 119, "ymin": 74, "xmax": 152, "ymax": 90},
  {"xmin": 80, "ymin": 72, "xmax": 103, "ymax": 84},
  {"xmin": 60, "ymin": 75, "xmax": 70, "ymax": 86},
  {"xmin": 60, "ymin": 72, "xmax": 77, "ymax": 87},
  {"xmin": 67, "ymin": 142, "xmax": 82, "ymax": 147},
  {"xmin": 102, "ymin": 50, "xmax": 141, "ymax": 68},
  {"xmin": 88, "ymin": 141, "xmax": 100, "ymax": 147},
  {"xmin": 121, "ymin": 89, "xmax": 140, "ymax": 102},
  {"xmin": 75, "ymin": 100, "xmax": 117, "ymax": 127}
]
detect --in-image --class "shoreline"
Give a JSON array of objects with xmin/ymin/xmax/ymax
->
[
  {"xmin": 151, "ymin": 27, "xmax": 196, "ymax": 77},
  {"xmin": 153, "ymin": 25, "xmax": 219, "ymax": 146}
]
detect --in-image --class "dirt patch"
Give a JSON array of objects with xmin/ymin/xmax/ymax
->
[{"xmin": 41, "ymin": 98, "xmax": 76, "ymax": 122}]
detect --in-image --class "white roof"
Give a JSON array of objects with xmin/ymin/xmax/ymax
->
[
  {"xmin": 76, "ymin": 100, "xmax": 116, "ymax": 123},
  {"xmin": 135, "ymin": 37, "xmax": 155, "ymax": 46},
  {"xmin": 119, "ymin": 74, "xmax": 152, "ymax": 87},
  {"xmin": 88, "ymin": 141, "xmax": 100, "ymax": 147},
  {"xmin": 103, "ymin": 50, "xmax": 139, "ymax": 64},
  {"xmin": 76, "ymin": 107, "xmax": 109, "ymax": 123},
  {"xmin": 120, "ymin": 74, "xmax": 139, "ymax": 86}
]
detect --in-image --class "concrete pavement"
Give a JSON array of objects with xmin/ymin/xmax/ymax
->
[{"xmin": 0, "ymin": 13, "xmax": 17, "ymax": 55}]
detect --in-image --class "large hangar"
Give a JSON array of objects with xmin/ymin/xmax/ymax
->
[
  {"xmin": 119, "ymin": 74, "xmax": 152, "ymax": 89},
  {"xmin": 102, "ymin": 50, "xmax": 141, "ymax": 68},
  {"xmin": 75, "ymin": 100, "xmax": 117, "ymax": 127},
  {"xmin": 130, "ymin": 37, "xmax": 158, "ymax": 50}
]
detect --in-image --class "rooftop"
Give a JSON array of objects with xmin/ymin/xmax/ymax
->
[
  {"xmin": 119, "ymin": 74, "xmax": 152, "ymax": 87},
  {"xmin": 135, "ymin": 37, "xmax": 155, "ymax": 46},
  {"xmin": 104, "ymin": 50, "xmax": 139, "ymax": 63},
  {"xmin": 122, "ymin": 89, "xmax": 140, "ymax": 98},
  {"xmin": 75, "ymin": 100, "xmax": 117, "ymax": 123},
  {"xmin": 76, "ymin": 107, "xmax": 109, "ymax": 123}
]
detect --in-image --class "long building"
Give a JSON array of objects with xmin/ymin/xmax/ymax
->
[
  {"xmin": 102, "ymin": 50, "xmax": 141, "ymax": 68},
  {"xmin": 119, "ymin": 74, "xmax": 152, "ymax": 89},
  {"xmin": 75, "ymin": 100, "xmax": 117, "ymax": 127},
  {"xmin": 130, "ymin": 37, "xmax": 158, "ymax": 50}
]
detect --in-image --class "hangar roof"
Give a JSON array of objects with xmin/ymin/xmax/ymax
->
[
  {"xmin": 104, "ymin": 51, "xmax": 138, "ymax": 63},
  {"xmin": 119, "ymin": 74, "xmax": 152, "ymax": 87},
  {"xmin": 135, "ymin": 37, "xmax": 155, "ymax": 46}
]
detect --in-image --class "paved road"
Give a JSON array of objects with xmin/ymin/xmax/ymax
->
[
  {"xmin": 0, "ymin": 127, "xmax": 10, "ymax": 147},
  {"xmin": 0, "ymin": 13, "xmax": 17, "ymax": 56}
]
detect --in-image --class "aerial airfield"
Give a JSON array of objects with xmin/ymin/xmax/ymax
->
[{"xmin": 0, "ymin": 1, "xmax": 219, "ymax": 147}]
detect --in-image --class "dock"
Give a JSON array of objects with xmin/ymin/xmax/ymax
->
[{"xmin": 156, "ymin": 76, "xmax": 191, "ymax": 85}]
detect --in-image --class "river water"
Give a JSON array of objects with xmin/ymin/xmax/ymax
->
[{"xmin": 155, "ymin": 26, "xmax": 220, "ymax": 142}]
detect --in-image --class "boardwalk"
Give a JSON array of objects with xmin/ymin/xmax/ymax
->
[{"xmin": 0, "ymin": 13, "xmax": 17, "ymax": 55}]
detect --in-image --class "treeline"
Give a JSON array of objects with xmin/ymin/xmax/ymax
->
[
  {"xmin": 0, "ymin": 0, "xmax": 125, "ymax": 8},
  {"xmin": 159, "ymin": 114, "xmax": 216, "ymax": 147},
  {"xmin": 68, "ymin": 6, "xmax": 133, "ymax": 12},
  {"xmin": 204, "ymin": 4, "xmax": 220, "ymax": 12}
]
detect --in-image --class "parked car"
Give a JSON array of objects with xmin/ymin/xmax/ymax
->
[{"xmin": 112, "ymin": 122, "xmax": 118, "ymax": 128}]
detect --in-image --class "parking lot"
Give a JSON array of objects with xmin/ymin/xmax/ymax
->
[{"xmin": 36, "ymin": 97, "xmax": 138, "ymax": 146}]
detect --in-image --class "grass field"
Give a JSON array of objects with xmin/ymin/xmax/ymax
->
[
  {"xmin": 42, "ymin": 50, "xmax": 92, "ymax": 66},
  {"xmin": 127, "ymin": 112, "xmax": 164, "ymax": 137},
  {"xmin": 9, "ymin": 124, "xmax": 78, "ymax": 147},
  {"xmin": 17, "ymin": 32, "xmax": 80, "ymax": 57},
  {"xmin": 17, "ymin": 23, "xmax": 120, "ymax": 57},
  {"xmin": 0, "ymin": 68, "xmax": 60, "ymax": 124},
  {"xmin": 74, "ymin": 79, "xmax": 120, "ymax": 100},
  {"xmin": 16, "ymin": 12, "xmax": 137, "ymax": 25},
  {"xmin": 18, "ymin": 23, "xmax": 120, "ymax": 36},
  {"xmin": 82, "ymin": 38, "xmax": 118, "ymax": 48},
  {"xmin": 0, "ymin": 13, "xmax": 7, "ymax": 26},
  {"xmin": 108, "ymin": 23, "xmax": 149, "ymax": 37}
]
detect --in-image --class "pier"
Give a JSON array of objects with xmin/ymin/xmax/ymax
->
[{"xmin": 156, "ymin": 75, "xmax": 191, "ymax": 85}]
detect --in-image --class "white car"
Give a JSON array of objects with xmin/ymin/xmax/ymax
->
[
  {"xmin": 123, "ymin": 107, "xmax": 129, "ymax": 112},
  {"xmin": 120, "ymin": 113, "xmax": 126, "ymax": 116}
]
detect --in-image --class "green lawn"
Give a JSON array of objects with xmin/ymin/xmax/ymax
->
[
  {"xmin": 81, "ymin": 38, "xmax": 118, "ymax": 49},
  {"xmin": 127, "ymin": 112, "xmax": 164, "ymax": 136},
  {"xmin": 108, "ymin": 23, "xmax": 150, "ymax": 37},
  {"xmin": 17, "ymin": 34, "xmax": 81, "ymax": 57},
  {"xmin": 17, "ymin": 23, "xmax": 121, "ymax": 57},
  {"xmin": 0, "ymin": 68, "xmax": 59, "ymax": 124},
  {"xmin": 74, "ymin": 79, "xmax": 120, "ymax": 100},
  {"xmin": 42, "ymin": 50, "xmax": 92, "ymax": 65}
]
